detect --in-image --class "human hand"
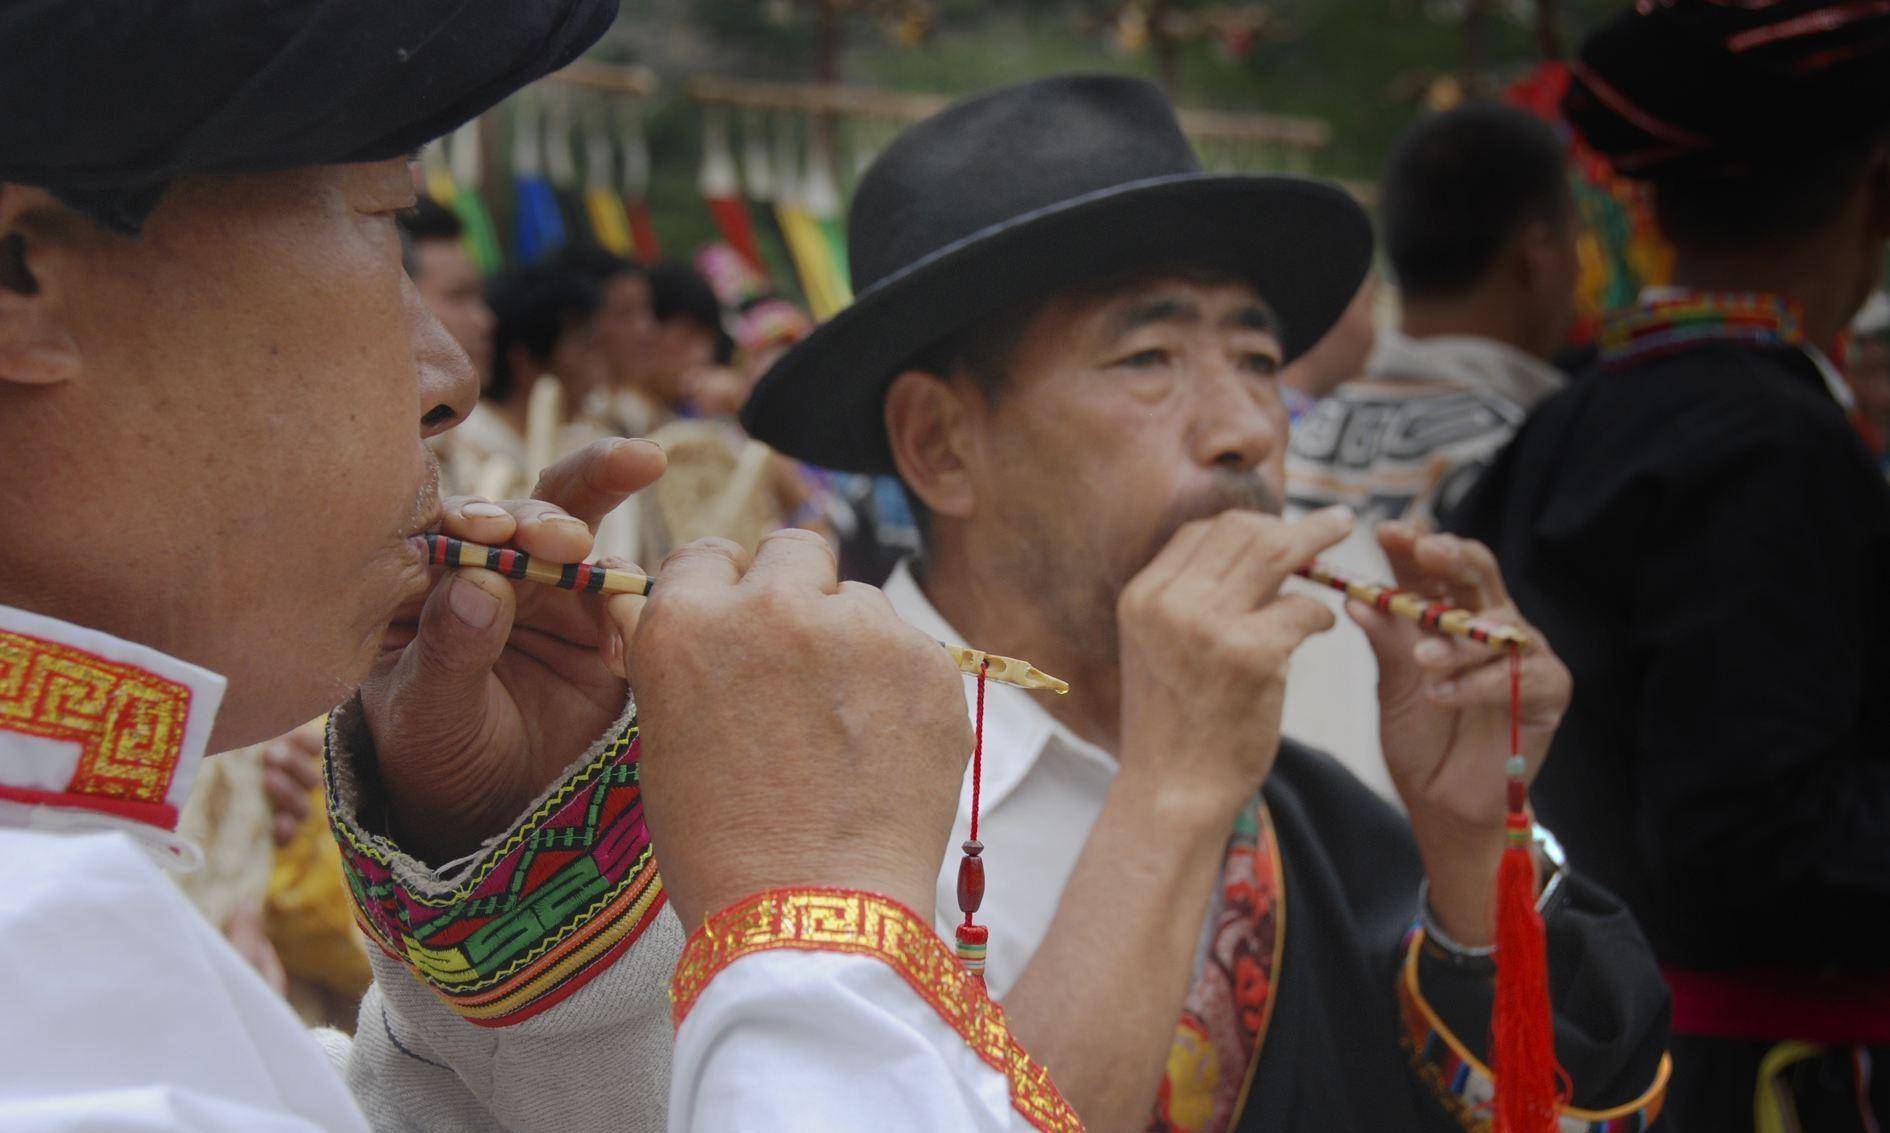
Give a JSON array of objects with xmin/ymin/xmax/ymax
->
[
  {"xmin": 622, "ymin": 529, "xmax": 973, "ymax": 929},
  {"xmin": 1351, "ymin": 523, "xmax": 1570, "ymax": 945},
  {"xmin": 359, "ymin": 438, "xmax": 666, "ymax": 862},
  {"xmin": 260, "ymin": 722, "xmax": 324, "ymax": 847},
  {"xmin": 1116, "ymin": 506, "xmax": 1352, "ymax": 825}
]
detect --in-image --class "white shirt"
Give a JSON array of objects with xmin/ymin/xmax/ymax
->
[
  {"xmin": 0, "ymin": 603, "xmax": 369, "ymax": 1132},
  {"xmin": 671, "ymin": 952, "xmax": 1039, "ymax": 1132},
  {"xmin": 0, "ymin": 603, "xmax": 1053, "ymax": 1132},
  {"xmin": 888, "ymin": 564, "xmax": 1123, "ymax": 999}
]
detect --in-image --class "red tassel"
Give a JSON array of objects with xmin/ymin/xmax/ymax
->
[
  {"xmin": 1493, "ymin": 814, "xmax": 1561, "ymax": 1132},
  {"xmin": 1490, "ymin": 646, "xmax": 1566, "ymax": 1133}
]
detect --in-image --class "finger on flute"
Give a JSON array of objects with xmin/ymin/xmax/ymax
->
[
  {"xmin": 419, "ymin": 535, "xmax": 1072, "ymax": 693},
  {"xmin": 1293, "ymin": 561, "xmax": 1528, "ymax": 649}
]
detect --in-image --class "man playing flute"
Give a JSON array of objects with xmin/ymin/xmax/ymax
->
[
  {"xmin": 0, "ymin": 2, "xmax": 1073, "ymax": 1129},
  {"xmin": 743, "ymin": 74, "xmax": 1673, "ymax": 1132}
]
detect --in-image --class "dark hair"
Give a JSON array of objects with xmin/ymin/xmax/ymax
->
[
  {"xmin": 1651, "ymin": 129, "xmax": 1887, "ymax": 253},
  {"xmin": 552, "ymin": 243, "xmax": 644, "ymax": 286},
  {"xmin": 398, "ymin": 196, "xmax": 464, "ymax": 244},
  {"xmin": 397, "ymin": 197, "xmax": 464, "ymax": 280},
  {"xmin": 1382, "ymin": 103, "xmax": 1573, "ymax": 298},
  {"xmin": 484, "ymin": 262, "xmax": 599, "ymax": 402},
  {"xmin": 648, "ymin": 260, "xmax": 734, "ymax": 364}
]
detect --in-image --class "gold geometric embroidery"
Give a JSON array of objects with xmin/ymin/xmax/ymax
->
[
  {"xmin": 0, "ymin": 629, "xmax": 190, "ymax": 805},
  {"xmin": 672, "ymin": 888, "xmax": 1086, "ymax": 1133}
]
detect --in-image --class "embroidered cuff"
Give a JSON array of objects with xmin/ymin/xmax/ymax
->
[
  {"xmin": 325, "ymin": 696, "xmax": 665, "ymax": 1027},
  {"xmin": 1395, "ymin": 927, "xmax": 1671, "ymax": 1132},
  {"xmin": 672, "ymin": 887, "xmax": 1083, "ymax": 1133}
]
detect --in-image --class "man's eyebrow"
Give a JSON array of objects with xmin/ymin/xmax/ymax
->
[
  {"xmin": 1105, "ymin": 297, "xmax": 1202, "ymax": 342},
  {"xmin": 1220, "ymin": 305, "xmax": 1279, "ymax": 335}
]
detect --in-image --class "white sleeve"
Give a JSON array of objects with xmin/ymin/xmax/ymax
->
[{"xmin": 670, "ymin": 950, "xmax": 1042, "ymax": 1133}]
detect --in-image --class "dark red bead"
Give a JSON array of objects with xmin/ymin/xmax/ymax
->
[
  {"xmin": 1506, "ymin": 779, "xmax": 1529, "ymax": 813},
  {"xmin": 956, "ymin": 853, "xmax": 986, "ymax": 915}
]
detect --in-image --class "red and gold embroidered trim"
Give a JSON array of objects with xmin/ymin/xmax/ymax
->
[
  {"xmin": 672, "ymin": 887, "xmax": 1085, "ymax": 1133},
  {"xmin": 0, "ymin": 628, "xmax": 191, "ymax": 828}
]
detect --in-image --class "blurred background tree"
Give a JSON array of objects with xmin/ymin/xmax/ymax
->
[{"xmin": 578, "ymin": 0, "xmax": 1622, "ymax": 273}]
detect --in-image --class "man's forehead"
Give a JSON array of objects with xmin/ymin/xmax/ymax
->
[{"xmin": 1043, "ymin": 269, "xmax": 1280, "ymax": 342}]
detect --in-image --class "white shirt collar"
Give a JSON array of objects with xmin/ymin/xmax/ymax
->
[
  {"xmin": 882, "ymin": 561, "xmax": 1115, "ymax": 816},
  {"xmin": 0, "ymin": 603, "xmax": 225, "ymax": 860}
]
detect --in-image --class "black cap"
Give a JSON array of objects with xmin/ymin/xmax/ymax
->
[
  {"xmin": 1566, "ymin": 0, "xmax": 1890, "ymax": 176},
  {"xmin": 0, "ymin": 0, "xmax": 618, "ymax": 234}
]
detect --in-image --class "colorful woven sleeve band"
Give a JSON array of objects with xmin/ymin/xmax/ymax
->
[
  {"xmin": 327, "ymin": 706, "xmax": 665, "ymax": 1028},
  {"xmin": 1395, "ymin": 927, "xmax": 1672, "ymax": 1132},
  {"xmin": 671, "ymin": 887, "xmax": 1085, "ymax": 1133}
]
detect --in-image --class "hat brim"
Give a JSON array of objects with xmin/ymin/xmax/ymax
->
[{"xmin": 741, "ymin": 173, "xmax": 1372, "ymax": 474}]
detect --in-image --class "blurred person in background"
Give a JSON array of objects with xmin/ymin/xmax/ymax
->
[
  {"xmin": 400, "ymin": 197, "xmax": 495, "ymax": 384},
  {"xmin": 555, "ymin": 244, "xmax": 661, "ymax": 436},
  {"xmin": 1453, "ymin": 3, "xmax": 1890, "ymax": 1127},
  {"xmin": 434, "ymin": 260, "xmax": 606, "ymax": 500},
  {"xmin": 1281, "ymin": 103, "xmax": 1579, "ymax": 799},
  {"xmin": 644, "ymin": 259, "xmax": 731, "ymax": 418}
]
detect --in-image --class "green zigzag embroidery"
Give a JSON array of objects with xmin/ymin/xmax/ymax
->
[{"xmin": 329, "ymin": 720, "xmax": 638, "ymax": 911}]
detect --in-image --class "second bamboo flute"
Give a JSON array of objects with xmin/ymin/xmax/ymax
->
[{"xmin": 1292, "ymin": 562, "xmax": 1528, "ymax": 650}]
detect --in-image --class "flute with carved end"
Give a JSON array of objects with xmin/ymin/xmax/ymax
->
[{"xmin": 420, "ymin": 534, "xmax": 1069, "ymax": 693}]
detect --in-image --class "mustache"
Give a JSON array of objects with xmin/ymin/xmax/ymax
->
[{"xmin": 1129, "ymin": 472, "xmax": 1283, "ymax": 578}]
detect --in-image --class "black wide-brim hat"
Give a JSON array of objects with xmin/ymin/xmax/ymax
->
[
  {"xmin": 1565, "ymin": 0, "xmax": 1890, "ymax": 177},
  {"xmin": 0, "ymin": 0, "xmax": 618, "ymax": 235},
  {"xmin": 741, "ymin": 74, "xmax": 1373, "ymax": 475}
]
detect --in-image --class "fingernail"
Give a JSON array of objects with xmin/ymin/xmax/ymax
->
[
  {"xmin": 462, "ymin": 502, "xmax": 508, "ymax": 519},
  {"xmin": 1317, "ymin": 505, "xmax": 1355, "ymax": 525},
  {"xmin": 619, "ymin": 437, "xmax": 663, "ymax": 453},
  {"xmin": 1431, "ymin": 679, "xmax": 1457, "ymax": 699},
  {"xmin": 1415, "ymin": 639, "xmax": 1449, "ymax": 665},
  {"xmin": 543, "ymin": 514, "xmax": 589, "ymax": 530},
  {"xmin": 450, "ymin": 576, "xmax": 500, "ymax": 628}
]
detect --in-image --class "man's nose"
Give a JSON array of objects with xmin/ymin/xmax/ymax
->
[
  {"xmin": 409, "ymin": 279, "xmax": 478, "ymax": 437},
  {"xmin": 1187, "ymin": 364, "xmax": 1283, "ymax": 473}
]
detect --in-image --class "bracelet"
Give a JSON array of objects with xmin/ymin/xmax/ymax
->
[{"xmin": 1418, "ymin": 823, "xmax": 1567, "ymax": 963}]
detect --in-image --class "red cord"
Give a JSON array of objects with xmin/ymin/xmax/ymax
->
[
  {"xmin": 971, "ymin": 660, "xmax": 986, "ymax": 843},
  {"xmin": 1509, "ymin": 645, "xmax": 1522, "ymax": 773}
]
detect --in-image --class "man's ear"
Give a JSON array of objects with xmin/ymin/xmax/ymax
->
[
  {"xmin": 1513, "ymin": 216, "xmax": 1566, "ymax": 297},
  {"xmin": 0, "ymin": 187, "xmax": 81, "ymax": 387},
  {"xmin": 885, "ymin": 369, "xmax": 977, "ymax": 523}
]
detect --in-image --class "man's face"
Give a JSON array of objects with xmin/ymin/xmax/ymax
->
[
  {"xmin": 412, "ymin": 237, "xmax": 494, "ymax": 382},
  {"xmin": 595, "ymin": 273, "xmax": 657, "ymax": 389},
  {"xmin": 0, "ymin": 161, "xmax": 475, "ymax": 749},
  {"xmin": 956, "ymin": 274, "xmax": 1288, "ymax": 656}
]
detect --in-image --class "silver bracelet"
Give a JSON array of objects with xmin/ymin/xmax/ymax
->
[{"xmin": 1418, "ymin": 823, "xmax": 1566, "ymax": 962}]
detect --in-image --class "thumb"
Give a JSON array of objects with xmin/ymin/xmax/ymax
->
[{"xmin": 385, "ymin": 569, "xmax": 516, "ymax": 744}]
